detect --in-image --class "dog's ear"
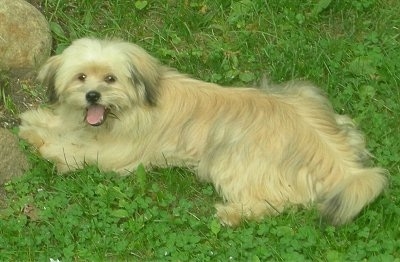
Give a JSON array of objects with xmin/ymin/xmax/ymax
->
[
  {"xmin": 37, "ymin": 55, "xmax": 62, "ymax": 104},
  {"xmin": 123, "ymin": 44, "xmax": 161, "ymax": 106},
  {"xmin": 129, "ymin": 63, "xmax": 160, "ymax": 106}
]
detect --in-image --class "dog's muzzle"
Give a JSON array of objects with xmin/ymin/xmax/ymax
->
[{"xmin": 85, "ymin": 91, "xmax": 108, "ymax": 126}]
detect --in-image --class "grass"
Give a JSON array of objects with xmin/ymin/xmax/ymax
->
[
  {"xmin": 1, "ymin": 0, "xmax": 400, "ymax": 260},
  {"xmin": 0, "ymin": 73, "xmax": 17, "ymax": 115}
]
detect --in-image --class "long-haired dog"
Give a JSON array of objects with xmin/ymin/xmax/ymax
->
[{"xmin": 19, "ymin": 38, "xmax": 387, "ymax": 226}]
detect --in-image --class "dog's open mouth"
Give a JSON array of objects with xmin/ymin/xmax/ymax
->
[{"xmin": 85, "ymin": 104, "xmax": 108, "ymax": 126}]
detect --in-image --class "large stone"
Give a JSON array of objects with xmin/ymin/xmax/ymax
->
[
  {"xmin": 0, "ymin": 0, "xmax": 52, "ymax": 75},
  {"xmin": 0, "ymin": 128, "xmax": 29, "ymax": 184}
]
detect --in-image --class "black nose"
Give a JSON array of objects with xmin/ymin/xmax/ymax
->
[{"xmin": 86, "ymin": 91, "xmax": 101, "ymax": 103}]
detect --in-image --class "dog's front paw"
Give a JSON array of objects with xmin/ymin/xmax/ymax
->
[
  {"xmin": 19, "ymin": 108, "xmax": 59, "ymax": 148},
  {"xmin": 215, "ymin": 203, "xmax": 244, "ymax": 227},
  {"xmin": 19, "ymin": 129, "xmax": 45, "ymax": 148}
]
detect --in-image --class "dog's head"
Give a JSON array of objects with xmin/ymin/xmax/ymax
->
[{"xmin": 38, "ymin": 38, "xmax": 160, "ymax": 126}]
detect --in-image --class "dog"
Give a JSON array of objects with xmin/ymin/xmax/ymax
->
[{"xmin": 19, "ymin": 38, "xmax": 387, "ymax": 226}]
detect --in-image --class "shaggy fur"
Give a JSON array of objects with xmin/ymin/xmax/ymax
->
[{"xmin": 19, "ymin": 38, "xmax": 387, "ymax": 226}]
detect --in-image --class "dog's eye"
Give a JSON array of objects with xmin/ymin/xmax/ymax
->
[
  {"xmin": 78, "ymin": 73, "xmax": 87, "ymax": 81},
  {"xmin": 104, "ymin": 75, "xmax": 117, "ymax": 84}
]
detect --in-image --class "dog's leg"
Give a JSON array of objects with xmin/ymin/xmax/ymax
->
[
  {"xmin": 19, "ymin": 108, "xmax": 57, "ymax": 148},
  {"xmin": 200, "ymin": 146, "xmax": 287, "ymax": 226},
  {"xmin": 19, "ymin": 108, "xmax": 91, "ymax": 173}
]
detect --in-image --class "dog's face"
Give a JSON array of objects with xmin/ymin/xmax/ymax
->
[{"xmin": 38, "ymin": 38, "xmax": 160, "ymax": 126}]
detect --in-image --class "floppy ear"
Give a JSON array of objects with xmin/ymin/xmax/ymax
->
[
  {"xmin": 123, "ymin": 43, "xmax": 161, "ymax": 106},
  {"xmin": 37, "ymin": 55, "xmax": 62, "ymax": 104},
  {"xmin": 129, "ymin": 63, "xmax": 160, "ymax": 106}
]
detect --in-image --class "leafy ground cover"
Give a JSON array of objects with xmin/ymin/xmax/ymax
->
[{"xmin": 1, "ymin": 0, "xmax": 399, "ymax": 260}]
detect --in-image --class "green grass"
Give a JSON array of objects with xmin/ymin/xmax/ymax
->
[
  {"xmin": 1, "ymin": 0, "xmax": 400, "ymax": 260},
  {"xmin": 0, "ymin": 73, "xmax": 16, "ymax": 115}
]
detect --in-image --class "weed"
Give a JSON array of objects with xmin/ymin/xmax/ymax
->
[{"xmin": 0, "ymin": 72, "xmax": 18, "ymax": 115}]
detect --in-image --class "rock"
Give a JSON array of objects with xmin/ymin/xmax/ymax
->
[
  {"xmin": 0, "ymin": 128, "xmax": 29, "ymax": 184},
  {"xmin": 0, "ymin": 0, "xmax": 52, "ymax": 76}
]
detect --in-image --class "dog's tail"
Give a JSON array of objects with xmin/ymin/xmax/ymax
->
[{"xmin": 320, "ymin": 167, "xmax": 387, "ymax": 225}]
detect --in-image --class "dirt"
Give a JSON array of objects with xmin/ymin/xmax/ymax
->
[{"xmin": 0, "ymin": 75, "xmax": 45, "ymax": 129}]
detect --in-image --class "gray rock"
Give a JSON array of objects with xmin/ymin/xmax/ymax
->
[
  {"xmin": 0, "ymin": 0, "xmax": 52, "ymax": 76},
  {"xmin": 0, "ymin": 128, "xmax": 29, "ymax": 184}
]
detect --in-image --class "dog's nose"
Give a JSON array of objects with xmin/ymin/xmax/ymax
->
[{"xmin": 86, "ymin": 91, "xmax": 101, "ymax": 103}]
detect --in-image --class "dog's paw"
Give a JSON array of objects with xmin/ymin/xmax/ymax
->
[
  {"xmin": 215, "ymin": 203, "xmax": 244, "ymax": 227},
  {"xmin": 19, "ymin": 129, "xmax": 45, "ymax": 148}
]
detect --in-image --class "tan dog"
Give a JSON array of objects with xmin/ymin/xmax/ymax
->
[{"xmin": 19, "ymin": 38, "xmax": 387, "ymax": 226}]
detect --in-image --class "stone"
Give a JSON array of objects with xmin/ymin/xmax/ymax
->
[
  {"xmin": 0, "ymin": 128, "xmax": 29, "ymax": 184},
  {"xmin": 0, "ymin": 0, "xmax": 52, "ymax": 76}
]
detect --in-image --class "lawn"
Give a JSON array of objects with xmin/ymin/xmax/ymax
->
[{"xmin": 1, "ymin": 0, "xmax": 399, "ymax": 260}]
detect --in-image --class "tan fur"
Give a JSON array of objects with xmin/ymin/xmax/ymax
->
[{"xmin": 19, "ymin": 38, "xmax": 387, "ymax": 226}]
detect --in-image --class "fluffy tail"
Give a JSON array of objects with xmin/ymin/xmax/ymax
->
[{"xmin": 320, "ymin": 167, "xmax": 387, "ymax": 225}]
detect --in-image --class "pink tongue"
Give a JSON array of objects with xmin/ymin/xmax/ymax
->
[{"xmin": 86, "ymin": 105, "xmax": 106, "ymax": 125}]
